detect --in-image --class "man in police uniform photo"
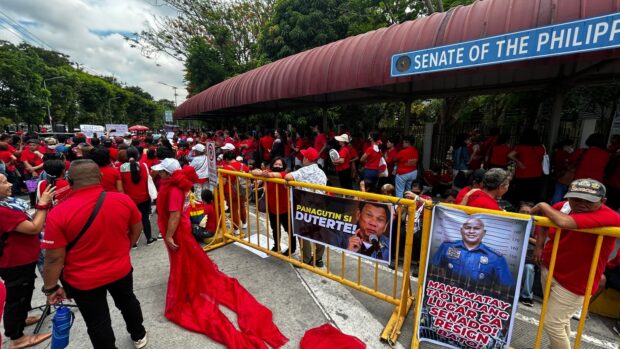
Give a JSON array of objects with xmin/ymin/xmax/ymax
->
[{"xmin": 430, "ymin": 218, "xmax": 514, "ymax": 287}]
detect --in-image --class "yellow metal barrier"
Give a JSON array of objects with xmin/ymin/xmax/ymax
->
[
  {"xmin": 410, "ymin": 202, "xmax": 620, "ymax": 349},
  {"xmin": 211, "ymin": 168, "xmax": 420, "ymax": 344}
]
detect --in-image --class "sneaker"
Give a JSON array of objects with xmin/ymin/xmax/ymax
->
[
  {"xmin": 315, "ymin": 259, "xmax": 324, "ymax": 268},
  {"xmin": 132, "ymin": 244, "xmax": 138, "ymax": 250},
  {"xmin": 572, "ymin": 307, "xmax": 584, "ymax": 320},
  {"xmin": 157, "ymin": 234, "xmax": 163, "ymax": 240},
  {"xmin": 241, "ymin": 222, "xmax": 247, "ymax": 229},
  {"xmin": 146, "ymin": 238, "xmax": 158, "ymax": 246},
  {"xmin": 520, "ymin": 298, "xmax": 534, "ymax": 307},
  {"xmin": 133, "ymin": 332, "xmax": 148, "ymax": 349},
  {"xmin": 233, "ymin": 229, "xmax": 240, "ymax": 236},
  {"xmin": 270, "ymin": 246, "xmax": 279, "ymax": 252}
]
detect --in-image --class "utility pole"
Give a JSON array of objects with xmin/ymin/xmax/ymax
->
[{"xmin": 43, "ymin": 76, "xmax": 66, "ymax": 130}]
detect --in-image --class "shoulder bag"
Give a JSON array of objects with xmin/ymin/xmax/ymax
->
[{"xmin": 66, "ymin": 192, "xmax": 107, "ymax": 252}]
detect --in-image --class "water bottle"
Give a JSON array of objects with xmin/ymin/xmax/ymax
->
[{"xmin": 51, "ymin": 306, "xmax": 74, "ymax": 349}]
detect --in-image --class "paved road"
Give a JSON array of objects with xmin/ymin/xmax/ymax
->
[{"xmin": 3, "ymin": 209, "xmax": 619, "ymax": 349}]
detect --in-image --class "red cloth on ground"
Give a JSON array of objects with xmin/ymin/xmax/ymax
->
[
  {"xmin": 156, "ymin": 168, "xmax": 288, "ymax": 349},
  {"xmin": 300, "ymin": 324, "xmax": 365, "ymax": 349}
]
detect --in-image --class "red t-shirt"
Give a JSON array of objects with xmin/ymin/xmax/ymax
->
[
  {"xmin": 108, "ymin": 147, "xmax": 119, "ymax": 161},
  {"xmin": 39, "ymin": 179, "xmax": 72, "ymax": 207},
  {"xmin": 260, "ymin": 136, "xmax": 274, "ymax": 161},
  {"xmin": 335, "ymin": 147, "xmax": 350, "ymax": 172},
  {"xmin": 100, "ymin": 166, "xmax": 121, "ymax": 192},
  {"xmin": 201, "ymin": 202, "xmax": 217, "ymax": 232},
  {"xmin": 513, "ymin": 145, "xmax": 545, "ymax": 178},
  {"xmin": 295, "ymin": 138, "xmax": 309, "ymax": 161},
  {"xmin": 464, "ymin": 190, "xmax": 501, "ymax": 210},
  {"xmin": 119, "ymin": 162, "xmax": 150, "ymax": 204},
  {"xmin": 455, "ymin": 186, "xmax": 471, "ymax": 205},
  {"xmin": 20, "ymin": 148, "xmax": 43, "ymax": 176},
  {"xmin": 487, "ymin": 144, "xmax": 511, "ymax": 167},
  {"xmin": 42, "ymin": 185, "xmax": 141, "ymax": 290},
  {"xmin": 265, "ymin": 172, "xmax": 288, "ymax": 214},
  {"xmin": 573, "ymin": 148, "xmax": 611, "ymax": 182},
  {"xmin": 395, "ymin": 147, "xmax": 419, "ymax": 174},
  {"xmin": 543, "ymin": 202, "xmax": 620, "ymax": 295},
  {"xmin": 363, "ymin": 146, "xmax": 382, "ymax": 170},
  {"xmin": 156, "ymin": 181, "xmax": 190, "ymax": 237},
  {"xmin": 0, "ymin": 150, "xmax": 16, "ymax": 172},
  {"xmin": 314, "ymin": 133, "xmax": 327, "ymax": 160},
  {"xmin": 223, "ymin": 161, "xmax": 249, "ymax": 194},
  {"xmin": 0, "ymin": 207, "xmax": 39, "ymax": 268}
]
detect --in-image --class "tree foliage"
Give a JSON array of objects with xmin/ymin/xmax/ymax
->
[{"xmin": 0, "ymin": 41, "xmax": 168, "ymax": 130}]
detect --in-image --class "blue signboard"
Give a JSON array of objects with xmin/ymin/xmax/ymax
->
[{"xmin": 391, "ymin": 12, "xmax": 620, "ymax": 77}]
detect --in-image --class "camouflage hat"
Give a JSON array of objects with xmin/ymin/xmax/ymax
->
[{"xmin": 564, "ymin": 178, "xmax": 606, "ymax": 202}]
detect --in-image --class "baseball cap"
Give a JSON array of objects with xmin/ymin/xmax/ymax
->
[
  {"xmin": 221, "ymin": 143, "xmax": 235, "ymax": 151},
  {"xmin": 192, "ymin": 144, "xmax": 205, "ymax": 152},
  {"xmin": 301, "ymin": 147, "xmax": 319, "ymax": 162},
  {"xmin": 564, "ymin": 178, "xmax": 606, "ymax": 202},
  {"xmin": 187, "ymin": 137, "xmax": 194, "ymax": 143},
  {"xmin": 334, "ymin": 134, "xmax": 350, "ymax": 143},
  {"xmin": 124, "ymin": 132, "xmax": 132, "ymax": 138},
  {"xmin": 151, "ymin": 158, "xmax": 181, "ymax": 174}
]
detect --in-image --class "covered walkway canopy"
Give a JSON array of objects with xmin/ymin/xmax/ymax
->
[{"xmin": 174, "ymin": 0, "xmax": 620, "ymax": 120}]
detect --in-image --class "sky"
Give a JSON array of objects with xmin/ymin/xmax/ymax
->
[{"xmin": 0, "ymin": 0, "xmax": 187, "ymax": 104}]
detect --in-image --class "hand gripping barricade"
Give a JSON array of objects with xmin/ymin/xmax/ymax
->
[{"xmin": 209, "ymin": 168, "xmax": 420, "ymax": 345}]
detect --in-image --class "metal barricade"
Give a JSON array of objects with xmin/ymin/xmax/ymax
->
[
  {"xmin": 410, "ymin": 202, "xmax": 620, "ymax": 349},
  {"xmin": 209, "ymin": 168, "xmax": 420, "ymax": 344}
]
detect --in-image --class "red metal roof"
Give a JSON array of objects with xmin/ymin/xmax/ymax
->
[{"xmin": 175, "ymin": 0, "xmax": 620, "ymax": 119}]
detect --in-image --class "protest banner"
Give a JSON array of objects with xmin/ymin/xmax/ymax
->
[
  {"xmin": 105, "ymin": 124, "xmax": 128, "ymax": 136},
  {"xmin": 418, "ymin": 205, "xmax": 532, "ymax": 348},
  {"xmin": 290, "ymin": 188, "xmax": 393, "ymax": 263},
  {"xmin": 79, "ymin": 124, "xmax": 105, "ymax": 138}
]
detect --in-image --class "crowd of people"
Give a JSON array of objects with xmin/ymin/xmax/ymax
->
[{"xmin": 0, "ymin": 124, "xmax": 618, "ymax": 348}]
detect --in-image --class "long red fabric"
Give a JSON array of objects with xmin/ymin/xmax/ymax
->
[
  {"xmin": 157, "ymin": 167, "xmax": 288, "ymax": 349},
  {"xmin": 300, "ymin": 324, "xmax": 366, "ymax": 349}
]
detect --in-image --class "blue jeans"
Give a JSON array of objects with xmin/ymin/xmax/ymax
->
[
  {"xmin": 362, "ymin": 169, "xmax": 379, "ymax": 190},
  {"xmin": 395, "ymin": 170, "xmax": 417, "ymax": 198},
  {"xmin": 551, "ymin": 182, "xmax": 568, "ymax": 205},
  {"xmin": 520, "ymin": 263, "xmax": 536, "ymax": 299}
]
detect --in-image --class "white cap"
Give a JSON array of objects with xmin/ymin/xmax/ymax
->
[
  {"xmin": 236, "ymin": 156, "xmax": 243, "ymax": 162},
  {"xmin": 151, "ymin": 158, "xmax": 181, "ymax": 174},
  {"xmin": 334, "ymin": 134, "xmax": 350, "ymax": 142},
  {"xmin": 221, "ymin": 143, "xmax": 235, "ymax": 151},
  {"xmin": 192, "ymin": 144, "xmax": 205, "ymax": 152},
  {"xmin": 187, "ymin": 137, "xmax": 194, "ymax": 143}
]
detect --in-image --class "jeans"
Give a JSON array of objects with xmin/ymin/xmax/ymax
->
[
  {"xmin": 395, "ymin": 170, "xmax": 417, "ymax": 198},
  {"xmin": 520, "ymin": 263, "xmax": 535, "ymax": 299},
  {"xmin": 136, "ymin": 200, "xmax": 153, "ymax": 241},
  {"xmin": 63, "ymin": 270, "xmax": 146, "ymax": 349},
  {"xmin": 0, "ymin": 262, "xmax": 36, "ymax": 340},
  {"xmin": 551, "ymin": 182, "xmax": 568, "ymax": 205},
  {"xmin": 362, "ymin": 169, "xmax": 379, "ymax": 191},
  {"xmin": 541, "ymin": 267, "xmax": 583, "ymax": 349},
  {"xmin": 268, "ymin": 212, "xmax": 295, "ymax": 253}
]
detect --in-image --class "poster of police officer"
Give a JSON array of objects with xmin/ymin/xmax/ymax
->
[
  {"xmin": 290, "ymin": 188, "xmax": 393, "ymax": 263},
  {"xmin": 418, "ymin": 205, "xmax": 532, "ymax": 349}
]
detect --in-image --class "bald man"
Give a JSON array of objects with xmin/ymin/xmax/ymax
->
[
  {"xmin": 41, "ymin": 159, "xmax": 149, "ymax": 349},
  {"xmin": 430, "ymin": 218, "xmax": 514, "ymax": 288}
]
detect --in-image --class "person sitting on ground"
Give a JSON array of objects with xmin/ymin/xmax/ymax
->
[
  {"xmin": 192, "ymin": 189, "xmax": 217, "ymax": 242},
  {"xmin": 455, "ymin": 168, "xmax": 486, "ymax": 204},
  {"xmin": 461, "ymin": 168, "xmax": 511, "ymax": 210}
]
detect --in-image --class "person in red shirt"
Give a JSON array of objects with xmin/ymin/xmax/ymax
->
[
  {"xmin": 532, "ymin": 178, "xmax": 620, "ymax": 349},
  {"xmin": 90, "ymin": 146, "xmax": 123, "ymax": 193},
  {"xmin": 332, "ymin": 134, "xmax": 352, "ymax": 189},
  {"xmin": 507, "ymin": 129, "xmax": 545, "ymax": 205},
  {"xmin": 37, "ymin": 158, "xmax": 71, "ymax": 207},
  {"xmin": 0, "ymin": 142, "xmax": 19, "ymax": 196},
  {"xmin": 41, "ymin": 159, "xmax": 148, "ymax": 349},
  {"xmin": 570, "ymin": 133, "xmax": 610, "ymax": 183},
  {"xmin": 251, "ymin": 157, "xmax": 296, "ymax": 254},
  {"xmin": 485, "ymin": 133, "xmax": 511, "ymax": 169},
  {"xmin": 461, "ymin": 168, "xmax": 510, "ymax": 210},
  {"xmin": 120, "ymin": 147, "xmax": 157, "ymax": 247},
  {"xmin": 394, "ymin": 137, "xmax": 419, "ymax": 198},
  {"xmin": 292, "ymin": 130, "xmax": 309, "ymax": 168},
  {"xmin": 454, "ymin": 168, "xmax": 486, "ymax": 205},
  {"xmin": 0, "ymin": 174, "xmax": 54, "ymax": 348},
  {"xmin": 21, "ymin": 138, "xmax": 45, "ymax": 205},
  {"xmin": 104, "ymin": 139, "xmax": 119, "ymax": 161},
  {"xmin": 197, "ymin": 189, "xmax": 218, "ymax": 238},
  {"xmin": 259, "ymin": 130, "xmax": 274, "ymax": 163},
  {"xmin": 360, "ymin": 131, "xmax": 382, "ymax": 191},
  {"xmin": 384, "ymin": 137, "xmax": 399, "ymax": 183},
  {"xmin": 312, "ymin": 125, "xmax": 328, "ymax": 168},
  {"xmin": 222, "ymin": 151, "xmax": 249, "ymax": 234}
]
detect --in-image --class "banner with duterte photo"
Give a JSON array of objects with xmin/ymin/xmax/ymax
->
[
  {"xmin": 290, "ymin": 188, "xmax": 393, "ymax": 264},
  {"xmin": 418, "ymin": 205, "xmax": 532, "ymax": 349}
]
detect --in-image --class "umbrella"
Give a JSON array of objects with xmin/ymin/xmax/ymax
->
[{"xmin": 129, "ymin": 125, "xmax": 149, "ymax": 131}]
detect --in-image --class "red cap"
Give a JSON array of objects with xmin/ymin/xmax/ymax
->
[{"xmin": 300, "ymin": 147, "xmax": 319, "ymax": 162}]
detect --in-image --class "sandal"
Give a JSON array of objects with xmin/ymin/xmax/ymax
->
[
  {"xmin": 9, "ymin": 333, "xmax": 52, "ymax": 349},
  {"xmin": 24, "ymin": 315, "xmax": 41, "ymax": 327}
]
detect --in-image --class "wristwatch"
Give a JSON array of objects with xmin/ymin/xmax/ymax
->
[{"xmin": 42, "ymin": 284, "xmax": 60, "ymax": 296}]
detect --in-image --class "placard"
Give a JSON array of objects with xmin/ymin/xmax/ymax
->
[{"xmin": 79, "ymin": 124, "xmax": 105, "ymax": 138}]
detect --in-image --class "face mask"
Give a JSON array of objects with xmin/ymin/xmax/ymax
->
[{"xmin": 272, "ymin": 166, "xmax": 284, "ymax": 172}]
